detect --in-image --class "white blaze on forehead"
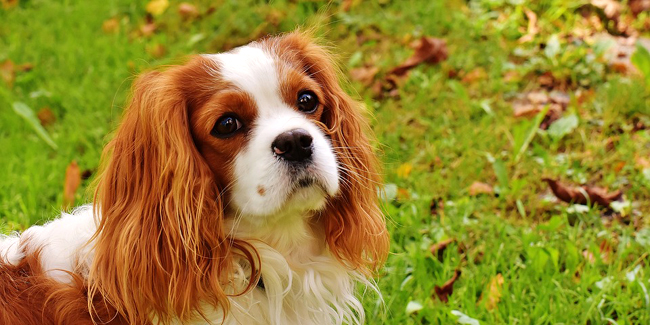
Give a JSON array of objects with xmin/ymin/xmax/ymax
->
[{"xmin": 206, "ymin": 45, "xmax": 285, "ymax": 115}]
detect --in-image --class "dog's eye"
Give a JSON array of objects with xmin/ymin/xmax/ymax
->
[
  {"xmin": 297, "ymin": 91, "xmax": 318, "ymax": 113},
  {"xmin": 211, "ymin": 115, "xmax": 243, "ymax": 138}
]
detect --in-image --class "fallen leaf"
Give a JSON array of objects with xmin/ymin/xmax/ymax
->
[
  {"xmin": 630, "ymin": 0, "xmax": 650, "ymax": 16},
  {"xmin": 146, "ymin": 0, "xmax": 169, "ymax": 16},
  {"xmin": 0, "ymin": 60, "xmax": 15, "ymax": 86},
  {"xmin": 102, "ymin": 18, "xmax": 120, "ymax": 34},
  {"xmin": 599, "ymin": 239, "xmax": 614, "ymax": 264},
  {"xmin": 350, "ymin": 66, "xmax": 379, "ymax": 86},
  {"xmin": 512, "ymin": 90, "xmax": 570, "ymax": 130},
  {"xmin": 178, "ymin": 3, "xmax": 199, "ymax": 19},
  {"xmin": 461, "ymin": 67, "xmax": 487, "ymax": 84},
  {"xmin": 591, "ymin": 0, "xmax": 621, "ymax": 20},
  {"xmin": 389, "ymin": 37, "xmax": 448, "ymax": 76},
  {"xmin": 450, "ymin": 310, "xmax": 480, "ymax": 325},
  {"xmin": 468, "ymin": 181, "xmax": 493, "ymax": 196},
  {"xmin": 397, "ymin": 187, "xmax": 410, "ymax": 201},
  {"xmin": 430, "ymin": 198, "xmax": 444, "ymax": 216},
  {"xmin": 81, "ymin": 169, "xmax": 93, "ymax": 180},
  {"xmin": 63, "ymin": 161, "xmax": 81, "ymax": 210},
  {"xmin": 396, "ymin": 162, "xmax": 413, "ymax": 179},
  {"xmin": 1, "ymin": 0, "xmax": 18, "ymax": 9},
  {"xmin": 434, "ymin": 269, "xmax": 461, "ymax": 303},
  {"xmin": 481, "ymin": 274, "xmax": 504, "ymax": 310},
  {"xmin": 543, "ymin": 178, "xmax": 623, "ymax": 208},
  {"xmin": 635, "ymin": 155, "xmax": 650, "ymax": 169},
  {"xmin": 37, "ymin": 107, "xmax": 56, "ymax": 127},
  {"xmin": 430, "ymin": 238, "xmax": 455, "ymax": 261},
  {"xmin": 613, "ymin": 161, "xmax": 626, "ymax": 173},
  {"xmin": 140, "ymin": 22, "xmax": 157, "ymax": 37},
  {"xmin": 518, "ymin": 8, "xmax": 539, "ymax": 43}
]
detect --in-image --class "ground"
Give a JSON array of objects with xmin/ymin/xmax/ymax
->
[{"xmin": 2, "ymin": 0, "xmax": 650, "ymax": 324}]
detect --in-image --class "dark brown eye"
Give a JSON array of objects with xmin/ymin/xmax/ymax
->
[
  {"xmin": 211, "ymin": 115, "xmax": 243, "ymax": 138},
  {"xmin": 297, "ymin": 91, "xmax": 318, "ymax": 113}
]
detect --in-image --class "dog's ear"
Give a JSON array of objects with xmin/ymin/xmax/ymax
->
[
  {"xmin": 89, "ymin": 61, "xmax": 255, "ymax": 324},
  {"xmin": 273, "ymin": 32, "xmax": 389, "ymax": 275}
]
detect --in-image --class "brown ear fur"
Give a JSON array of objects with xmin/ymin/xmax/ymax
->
[
  {"xmin": 89, "ymin": 63, "xmax": 255, "ymax": 324},
  {"xmin": 271, "ymin": 32, "xmax": 389, "ymax": 275}
]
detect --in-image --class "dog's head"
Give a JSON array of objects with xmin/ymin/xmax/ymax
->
[{"xmin": 90, "ymin": 32, "xmax": 388, "ymax": 323}]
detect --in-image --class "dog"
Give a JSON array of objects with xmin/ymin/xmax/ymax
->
[{"xmin": 0, "ymin": 32, "xmax": 388, "ymax": 325}]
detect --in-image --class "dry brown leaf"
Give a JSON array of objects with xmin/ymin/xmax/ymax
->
[
  {"xmin": 178, "ymin": 3, "xmax": 199, "ymax": 19},
  {"xmin": 461, "ymin": 67, "xmax": 487, "ymax": 84},
  {"xmin": 1, "ymin": 0, "xmax": 18, "ymax": 9},
  {"xmin": 635, "ymin": 156, "xmax": 650, "ymax": 169},
  {"xmin": 341, "ymin": 0, "xmax": 360, "ymax": 12},
  {"xmin": 350, "ymin": 66, "xmax": 379, "ymax": 86},
  {"xmin": 102, "ymin": 18, "xmax": 120, "ymax": 34},
  {"xmin": 430, "ymin": 238, "xmax": 455, "ymax": 261},
  {"xmin": 512, "ymin": 90, "xmax": 570, "ymax": 129},
  {"xmin": 518, "ymin": 8, "xmax": 539, "ymax": 43},
  {"xmin": 613, "ymin": 161, "xmax": 626, "ymax": 173},
  {"xmin": 434, "ymin": 269, "xmax": 461, "ymax": 303},
  {"xmin": 468, "ymin": 181, "xmax": 493, "ymax": 196},
  {"xmin": 396, "ymin": 188, "xmax": 410, "ymax": 201},
  {"xmin": 0, "ymin": 60, "xmax": 15, "ymax": 86},
  {"xmin": 140, "ymin": 22, "xmax": 157, "ymax": 37},
  {"xmin": 430, "ymin": 198, "xmax": 444, "ymax": 216},
  {"xmin": 630, "ymin": 0, "xmax": 650, "ymax": 16},
  {"xmin": 389, "ymin": 37, "xmax": 448, "ymax": 76},
  {"xmin": 63, "ymin": 161, "xmax": 81, "ymax": 210},
  {"xmin": 37, "ymin": 107, "xmax": 56, "ymax": 127},
  {"xmin": 599, "ymin": 239, "xmax": 613, "ymax": 264},
  {"xmin": 543, "ymin": 178, "xmax": 623, "ymax": 208},
  {"xmin": 481, "ymin": 274, "xmax": 504, "ymax": 310},
  {"xmin": 591, "ymin": 0, "xmax": 621, "ymax": 20},
  {"xmin": 146, "ymin": 0, "xmax": 169, "ymax": 16}
]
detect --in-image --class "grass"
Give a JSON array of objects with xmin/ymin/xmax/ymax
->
[{"xmin": 2, "ymin": 0, "xmax": 650, "ymax": 323}]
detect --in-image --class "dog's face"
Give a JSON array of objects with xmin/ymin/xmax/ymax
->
[{"xmin": 189, "ymin": 45, "xmax": 340, "ymax": 222}]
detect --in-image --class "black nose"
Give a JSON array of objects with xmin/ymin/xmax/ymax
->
[{"xmin": 272, "ymin": 128, "xmax": 313, "ymax": 162}]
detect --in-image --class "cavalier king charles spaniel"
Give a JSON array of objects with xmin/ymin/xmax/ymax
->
[{"xmin": 0, "ymin": 32, "xmax": 388, "ymax": 325}]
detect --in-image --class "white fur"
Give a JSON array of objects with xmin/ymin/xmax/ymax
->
[{"xmin": 0, "ymin": 44, "xmax": 372, "ymax": 325}]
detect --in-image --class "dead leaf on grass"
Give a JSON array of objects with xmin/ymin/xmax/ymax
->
[
  {"xmin": 389, "ymin": 37, "xmax": 448, "ymax": 76},
  {"xmin": 434, "ymin": 269, "xmax": 461, "ymax": 303},
  {"xmin": 480, "ymin": 274, "xmax": 504, "ymax": 310},
  {"xmin": 591, "ymin": 0, "xmax": 621, "ymax": 20},
  {"xmin": 430, "ymin": 238, "xmax": 455, "ymax": 261},
  {"xmin": 63, "ymin": 161, "xmax": 81, "ymax": 210},
  {"xmin": 178, "ymin": 3, "xmax": 199, "ymax": 19},
  {"xmin": 543, "ymin": 178, "xmax": 623, "ymax": 208},
  {"xmin": 140, "ymin": 21, "xmax": 157, "ymax": 37},
  {"xmin": 630, "ymin": 0, "xmax": 650, "ymax": 16},
  {"xmin": 37, "ymin": 107, "xmax": 56, "ymax": 127},
  {"xmin": 1, "ymin": 0, "xmax": 18, "ymax": 9},
  {"xmin": 102, "ymin": 18, "xmax": 120, "ymax": 34},
  {"xmin": 635, "ymin": 155, "xmax": 650, "ymax": 169},
  {"xmin": 468, "ymin": 181, "xmax": 493, "ymax": 196},
  {"xmin": 430, "ymin": 198, "xmax": 444, "ymax": 216},
  {"xmin": 350, "ymin": 66, "xmax": 379, "ymax": 86},
  {"xmin": 512, "ymin": 90, "xmax": 570, "ymax": 129},
  {"xmin": 518, "ymin": 8, "xmax": 539, "ymax": 43}
]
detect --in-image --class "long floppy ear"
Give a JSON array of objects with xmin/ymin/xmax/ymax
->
[
  {"xmin": 273, "ymin": 32, "xmax": 389, "ymax": 275},
  {"xmin": 88, "ymin": 64, "xmax": 253, "ymax": 324}
]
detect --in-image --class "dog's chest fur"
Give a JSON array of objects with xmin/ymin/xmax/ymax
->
[{"xmin": 0, "ymin": 206, "xmax": 368, "ymax": 325}]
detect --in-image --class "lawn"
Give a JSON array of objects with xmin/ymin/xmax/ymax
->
[{"xmin": 2, "ymin": 0, "xmax": 650, "ymax": 324}]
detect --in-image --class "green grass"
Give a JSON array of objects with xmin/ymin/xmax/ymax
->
[{"xmin": 2, "ymin": 0, "xmax": 650, "ymax": 323}]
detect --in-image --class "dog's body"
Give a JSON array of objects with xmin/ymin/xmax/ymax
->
[{"xmin": 0, "ymin": 33, "xmax": 387, "ymax": 325}]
